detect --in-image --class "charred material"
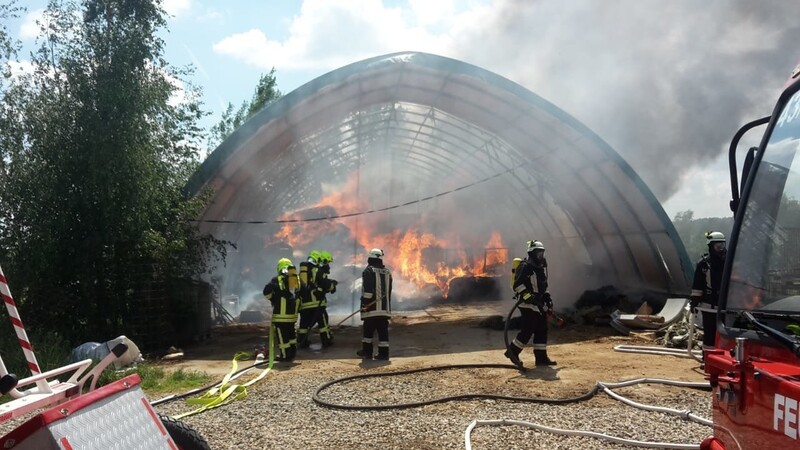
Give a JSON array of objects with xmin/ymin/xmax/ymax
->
[
  {"xmin": 574, "ymin": 285, "xmax": 668, "ymax": 325},
  {"xmin": 447, "ymin": 275, "xmax": 503, "ymax": 304}
]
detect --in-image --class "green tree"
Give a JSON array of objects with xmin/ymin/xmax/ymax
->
[
  {"xmin": 207, "ymin": 69, "xmax": 282, "ymax": 148},
  {"xmin": 0, "ymin": 0, "xmax": 226, "ymax": 344},
  {"xmin": 672, "ymin": 209, "xmax": 733, "ymax": 262}
]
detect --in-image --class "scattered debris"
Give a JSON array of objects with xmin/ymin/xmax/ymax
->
[
  {"xmin": 238, "ymin": 310, "xmax": 265, "ymax": 323},
  {"xmin": 610, "ymin": 298, "xmax": 688, "ymax": 335}
]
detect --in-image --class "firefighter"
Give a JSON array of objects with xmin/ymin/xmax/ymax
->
[
  {"xmin": 263, "ymin": 258, "xmax": 300, "ymax": 362},
  {"xmin": 357, "ymin": 248, "xmax": 393, "ymax": 361},
  {"xmin": 505, "ymin": 240, "xmax": 556, "ymax": 368},
  {"xmin": 297, "ymin": 250, "xmax": 322, "ymax": 349},
  {"xmin": 315, "ymin": 250, "xmax": 338, "ymax": 347},
  {"xmin": 690, "ymin": 231, "xmax": 727, "ymax": 361}
]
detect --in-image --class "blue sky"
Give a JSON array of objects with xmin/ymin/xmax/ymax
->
[{"xmin": 6, "ymin": 0, "xmax": 799, "ymax": 220}]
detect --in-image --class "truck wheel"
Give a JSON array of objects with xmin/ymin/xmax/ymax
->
[{"xmin": 159, "ymin": 414, "xmax": 211, "ymax": 450}]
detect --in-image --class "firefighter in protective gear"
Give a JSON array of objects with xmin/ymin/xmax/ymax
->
[
  {"xmin": 314, "ymin": 250, "xmax": 338, "ymax": 347},
  {"xmin": 297, "ymin": 250, "xmax": 322, "ymax": 349},
  {"xmin": 357, "ymin": 248, "xmax": 393, "ymax": 360},
  {"xmin": 690, "ymin": 231, "xmax": 727, "ymax": 357},
  {"xmin": 505, "ymin": 240, "xmax": 556, "ymax": 368},
  {"xmin": 263, "ymin": 258, "xmax": 300, "ymax": 362}
]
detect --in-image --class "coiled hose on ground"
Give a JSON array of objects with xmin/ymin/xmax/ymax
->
[{"xmin": 313, "ymin": 301, "xmax": 712, "ymax": 449}]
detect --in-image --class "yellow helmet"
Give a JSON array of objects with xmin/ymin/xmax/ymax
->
[
  {"xmin": 307, "ymin": 250, "xmax": 322, "ymax": 264},
  {"xmin": 277, "ymin": 258, "xmax": 294, "ymax": 274},
  {"xmin": 320, "ymin": 251, "xmax": 333, "ymax": 264}
]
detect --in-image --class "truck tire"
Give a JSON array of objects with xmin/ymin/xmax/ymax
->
[{"xmin": 159, "ymin": 414, "xmax": 211, "ymax": 450}]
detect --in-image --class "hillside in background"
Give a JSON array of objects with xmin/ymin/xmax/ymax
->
[{"xmin": 671, "ymin": 210, "xmax": 734, "ymax": 263}]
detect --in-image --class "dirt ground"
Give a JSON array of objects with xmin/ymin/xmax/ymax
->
[{"xmin": 156, "ymin": 302, "xmax": 705, "ymax": 397}]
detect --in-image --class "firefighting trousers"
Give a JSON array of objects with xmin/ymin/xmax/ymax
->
[
  {"xmin": 700, "ymin": 309, "xmax": 717, "ymax": 349},
  {"xmin": 273, "ymin": 322, "xmax": 297, "ymax": 361},
  {"xmin": 362, "ymin": 317, "xmax": 389, "ymax": 350},
  {"xmin": 298, "ymin": 308, "xmax": 333, "ymax": 345},
  {"xmin": 512, "ymin": 307, "xmax": 548, "ymax": 350}
]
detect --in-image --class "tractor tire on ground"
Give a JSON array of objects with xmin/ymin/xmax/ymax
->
[{"xmin": 159, "ymin": 414, "xmax": 211, "ymax": 450}]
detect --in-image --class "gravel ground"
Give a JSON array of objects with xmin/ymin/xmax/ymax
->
[
  {"xmin": 153, "ymin": 362, "xmax": 711, "ymax": 450},
  {"xmin": 0, "ymin": 314, "xmax": 713, "ymax": 449}
]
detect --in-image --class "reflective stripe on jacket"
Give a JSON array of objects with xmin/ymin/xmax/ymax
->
[
  {"xmin": 512, "ymin": 258, "xmax": 547, "ymax": 310},
  {"xmin": 361, "ymin": 264, "xmax": 392, "ymax": 319}
]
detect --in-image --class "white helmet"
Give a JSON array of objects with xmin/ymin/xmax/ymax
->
[
  {"xmin": 368, "ymin": 248, "xmax": 384, "ymax": 259},
  {"xmin": 705, "ymin": 231, "xmax": 726, "ymax": 244},
  {"xmin": 526, "ymin": 240, "xmax": 545, "ymax": 253}
]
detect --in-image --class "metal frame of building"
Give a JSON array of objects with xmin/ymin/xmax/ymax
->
[{"xmin": 185, "ymin": 52, "xmax": 692, "ymax": 303}]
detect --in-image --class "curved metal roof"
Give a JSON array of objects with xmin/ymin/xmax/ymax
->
[{"xmin": 187, "ymin": 52, "xmax": 691, "ymax": 306}]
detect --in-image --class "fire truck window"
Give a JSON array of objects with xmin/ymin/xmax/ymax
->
[{"xmin": 728, "ymin": 89, "xmax": 800, "ymax": 313}]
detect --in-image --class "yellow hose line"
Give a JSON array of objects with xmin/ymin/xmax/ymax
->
[{"xmin": 174, "ymin": 325, "xmax": 275, "ymax": 419}]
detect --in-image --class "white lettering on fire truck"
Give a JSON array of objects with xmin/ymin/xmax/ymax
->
[
  {"xmin": 775, "ymin": 393, "xmax": 798, "ymax": 439},
  {"xmin": 777, "ymin": 93, "xmax": 800, "ymax": 128}
]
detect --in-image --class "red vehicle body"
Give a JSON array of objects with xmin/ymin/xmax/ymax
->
[{"xmin": 702, "ymin": 63, "xmax": 800, "ymax": 449}]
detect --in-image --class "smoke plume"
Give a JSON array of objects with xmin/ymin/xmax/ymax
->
[{"xmin": 450, "ymin": 0, "xmax": 800, "ymax": 200}]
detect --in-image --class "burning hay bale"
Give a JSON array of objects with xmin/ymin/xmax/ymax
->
[{"xmin": 447, "ymin": 275, "xmax": 502, "ymax": 303}]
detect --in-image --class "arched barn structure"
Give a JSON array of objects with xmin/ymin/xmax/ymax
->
[{"xmin": 185, "ymin": 52, "xmax": 691, "ymax": 314}]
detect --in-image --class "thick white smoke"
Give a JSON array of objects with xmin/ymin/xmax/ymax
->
[{"xmin": 449, "ymin": 0, "xmax": 800, "ymax": 200}]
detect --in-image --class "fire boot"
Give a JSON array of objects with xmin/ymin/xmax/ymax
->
[
  {"xmin": 376, "ymin": 346, "xmax": 389, "ymax": 361},
  {"xmin": 534, "ymin": 349, "xmax": 557, "ymax": 366},
  {"xmin": 297, "ymin": 332, "xmax": 310, "ymax": 349},
  {"xmin": 284, "ymin": 346, "xmax": 296, "ymax": 363},
  {"xmin": 321, "ymin": 332, "xmax": 333, "ymax": 348},
  {"xmin": 356, "ymin": 342, "xmax": 373, "ymax": 360},
  {"xmin": 504, "ymin": 344, "xmax": 524, "ymax": 369}
]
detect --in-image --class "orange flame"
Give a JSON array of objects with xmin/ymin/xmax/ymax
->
[{"xmin": 273, "ymin": 175, "xmax": 508, "ymax": 298}]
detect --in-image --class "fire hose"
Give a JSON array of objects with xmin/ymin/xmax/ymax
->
[
  {"xmin": 312, "ymin": 300, "xmax": 711, "ymax": 449},
  {"xmin": 313, "ymin": 367, "xmax": 711, "ymax": 449},
  {"xmin": 333, "ymin": 299, "xmax": 377, "ymax": 328},
  {"xmin": 150, "ymin": 325, "xmax": 277, "ymax": 418},
  {"xmin": 464, "ymin": 376, "xmax": 711, "ymax": 449},
  {"xmin": 612, "ymin": 310, "xmax": 704, "ymax": 362},
  {"xmin": 152, "ymin": 299, "xmax": 377, "ymax": 415}
]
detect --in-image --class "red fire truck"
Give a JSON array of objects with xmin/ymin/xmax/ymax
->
[
  {"xmin": 0, "ymin": 265, "xmax": 209, "ymax": 449},
  {"xmin": 701, "ymin": 63, "xmax": 800, "ymax": 449}
]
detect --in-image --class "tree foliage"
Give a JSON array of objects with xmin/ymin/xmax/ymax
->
[
  {"xmin": 207, "ymin": 69, "xmax": 282, "ymax": 149},
  {"xmin": 0, "ymin": 0, "xmax": 226, "ymax": 344},
  {"xmin": 672, "ymin": 210, "xmax": 733, "ymax": 262}
]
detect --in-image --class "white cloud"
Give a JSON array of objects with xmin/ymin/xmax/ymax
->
[
  {"xmin": 19, "ymin": 9, "xmax": 45, "ymax": 40},
  {"xmin": 6, "ymin": 60, "xmax": 34, "ymax": 80},
  {"xmin": 407, "ymin": 0, "xmax": 454, "ymax": 26},
  {"xmin": 212, "ymin": 0, "xmax": 467, "ymax": 72},
  {"xmin": 164, "ymin": 71, "xmax": 188, "ymax": 107},
  {"xmin": 196, "ymin": 7, "xmax": 224, "ymax": 22},
  {"xmin": 163, "ymin": 0, "xmax": 191, "ymax": 18}
]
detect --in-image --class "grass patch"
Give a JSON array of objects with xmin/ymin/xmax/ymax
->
[{"xmin": 100, "ymin": 364, "xmax": 213, "ymax": 396}]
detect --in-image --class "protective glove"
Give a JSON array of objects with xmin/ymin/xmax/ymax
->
[
  {"xmin": 689, "ymin": 298, "xmax": 699, "ymax": 314},
  {"xmin": 329, "ymin": 279, "xmax": 338, "ymax": 294},
  {"xmin": 543, "ymin": 292, "xmax": 553, "ymax": 311},
  {"xmin": 532, "ymin": 293, "xmax": 548, "ymax": 314}
]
